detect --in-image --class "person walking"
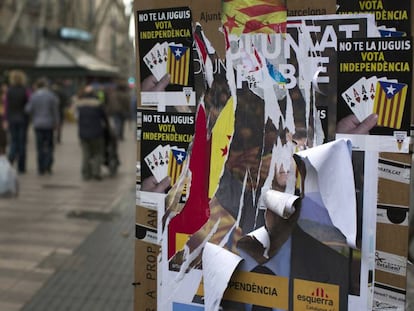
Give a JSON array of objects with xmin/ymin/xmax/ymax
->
[
  {"xmin": 25, "ymin": 77, "xmax": 60, "ymax": 175},
  {"xmin": 0, "ymin": 82, "xmax": 8, "ymax": 123},
  {"xmin": 105, "ymin": 80, "xmax": 131, "ymax": 141},
  {"xmin": 4, "ymin": 70, "xmax": 30, "ymax": 174},
  {"xmin": 75, "ymin": 84, "xmax": 109, "ymax": 181},
  {"xmin": 51, "ymin": 80, "xmax": 69, "ymax": 144},
  {"xmin": 0, "ymin": 126, "xmax": 18, "ymax": 197}
]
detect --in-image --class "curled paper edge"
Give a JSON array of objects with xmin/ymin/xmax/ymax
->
[{"xmin": 263, "ymin": 189, "xmax": 299, "ymax": 219}]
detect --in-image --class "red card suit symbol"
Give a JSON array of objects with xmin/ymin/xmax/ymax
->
[
  {"xmin": 151, "ymin": 52, "xmax": 157, "ymax": 65},
  {"xmin": 152, "ymin": 153, "xmax": 158, "ymax": 166},
  {"xmin": 164, "ymin": 149, "xmax": 169, "ymax": 164},
  {"xmin": 370, "ymin": 82, "xmax": 376, "ymax": 100},
  {"xmin": 353, "ymin": 87, "xmax": 360, "ymax": 103}
]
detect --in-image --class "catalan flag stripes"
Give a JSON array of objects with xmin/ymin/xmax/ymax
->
[
  {"xmin": 222, "ymin": 0, "xmax": 286, "ymax": 35},
  {"xmin": 167, "ymin": 45, "xmax": 190, "ymax": 86},
  {"xmin": 373, "ymin": 81, "xmax": 407, "ymax": 129}
]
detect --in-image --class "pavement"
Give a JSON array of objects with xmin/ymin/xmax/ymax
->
[{"xmin": 0, "ymin": 121, "xmax": 136, "ymax": 311}]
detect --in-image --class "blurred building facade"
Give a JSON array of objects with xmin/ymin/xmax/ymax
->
[{"xmin": 0, "ymin": 0, "xmax": 134, "ymax": 83}]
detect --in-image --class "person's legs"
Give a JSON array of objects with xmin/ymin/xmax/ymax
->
[
  {"xmin": 34, "ymin": 128, "xmax": 53, "ymax": 174},
  {"xmin": 90, "ymin": 137, "xmax": 104, "ymax": 180},
  {"xmin": 56, "ymin": 112, "xmax": 64, "ymax": 143},
  {"xmin": 7, "ymin": 122, "xmax": 18, "ymax": 164},
  {"xmin": 80, "ymin": 139, "xmax": 92, "ymax": 180},
  {"xmin": 43, "ymin": 129, "xmax": 54, "ymax": 173},
  {"xmin": 16, "ymin": 121, "xmax": 28, "ymax": 173},
  {"xmin": 34, "ymin": 129, "xmax": 45, "ymax": 174},
  {"xmin": 107, "ymin": 138, "xmax": 119, "ymax": 176},
  {"xmin": 119, "ymin": 115, "xmax": 125, "ymax": 141},
  {"xmin": 112, "ymin": 114, "xmax": 123, "ymax": 140}
]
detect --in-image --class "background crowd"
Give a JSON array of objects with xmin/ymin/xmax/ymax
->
[{"xmin": 0, "ymin": 69, "xmax": 135, "ymax": 197}]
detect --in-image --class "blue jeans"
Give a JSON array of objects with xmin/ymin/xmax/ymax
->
[
  {"xmin": 8, "ymin": 120, "xmax": 28, "ymax": 173},
  {"xmin": 34, "ymin": 128, "xmax": 54, "ymax": 174}
]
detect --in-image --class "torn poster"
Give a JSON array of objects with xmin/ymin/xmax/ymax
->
[{"xmin": 156, "ymin": 4, "xmax": 382, "ymax": 311}]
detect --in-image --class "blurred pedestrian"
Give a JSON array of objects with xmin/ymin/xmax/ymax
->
[
  {"xmin": 75, "ymin": 84, "xmax": 109, "ymax": 181},
  {"xmin": 0, "ymin": 82, "xmax": 8, "ymax": 124},
  {"xmin": 96, "ymin": 84, "xmax": 106, "ymax": 105},
  {"xmin": 105, "ymin": 80, "xmax": 131, "ymax": 141},
  {"xmin": 130, "ymin": 89, "xmax": 137, "ymax": 128},
  {"xmin": 0, "ymin": 125, "xmax": 18, "ymax": 197},
  {"xmin": 25, "ymin": 77, "xmax": 60, "ymax": 175},
  {"xmin": 51, "ymin": 80, "xmax": 69, "ymax": 144},
  {"xmin": 5, "ymin": 70, "xmax": 30, "ymax": 173}
]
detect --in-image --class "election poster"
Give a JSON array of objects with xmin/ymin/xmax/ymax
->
[
  {"xmin": 156, "ymin": 7, "xmax": 379, "ymax": 311},
  {"xmin": 137, "ymin": 7, "xmax": 196, "ymax": 109},
  {"xmin": 140, "ymin": 110, "xmax": 195, "ymax": 187},
  {"xmin": 336, "ymin": 37, "xmax": 412, "ymax": 152},
  {"xmin": 139, "ymin": 110, "xmax": 195, "ymax": 211}
]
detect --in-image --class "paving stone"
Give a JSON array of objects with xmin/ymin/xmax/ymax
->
[
  {"xmin": 20, "ymin": 191, "xmax": 135, "ymax": 311},
  {"xmin": 0, "ymin": 301, "xmax": 21, "ymax": 311}
]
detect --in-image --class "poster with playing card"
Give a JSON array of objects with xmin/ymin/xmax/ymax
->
[
  {"xmin": 336, "ymin": 37, "xmax": 412, "ymax": 152},
  {"xmin": 137, "ymin": 7, "xmax": 196, "ymax": 109},
  {"xmin": 140, "ymin": 109, "xmax": 195, "ymax": 192},
  {"xmin": 285, "ymin": 13, "xmax": 379, "ymax": 143}
]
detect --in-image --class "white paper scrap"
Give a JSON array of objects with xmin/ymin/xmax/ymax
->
[
  {"xmin": 202, "ymin": 242, "xmax": 243, "ymax": 311},
  {"xmin": 295, "ymin": 139, "xmax": 357, "ymax": 248}
]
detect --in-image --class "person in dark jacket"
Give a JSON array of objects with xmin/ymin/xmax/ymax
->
[
  {"xmin": 105, "ymin": 80, "xmax": 131, "ymax": 141},
  {"xmin": 25, "ymin": 77, "xmax": 60, "ymax": 175},
  {"xmin": 75, "ymin": 84, "xmax": 109, "ymax": 180},
  {"xmin": 51, "ymin": 80, "xmax": 69, "ymax": 144},
  {"xmin": 5, "ymin": 70, "xmax": 30, "ymax": 173}
]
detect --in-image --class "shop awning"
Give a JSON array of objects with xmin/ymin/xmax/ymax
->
[{"xmin": 35, "ymin": 43, "xmax": 119, "ymax": 77}]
